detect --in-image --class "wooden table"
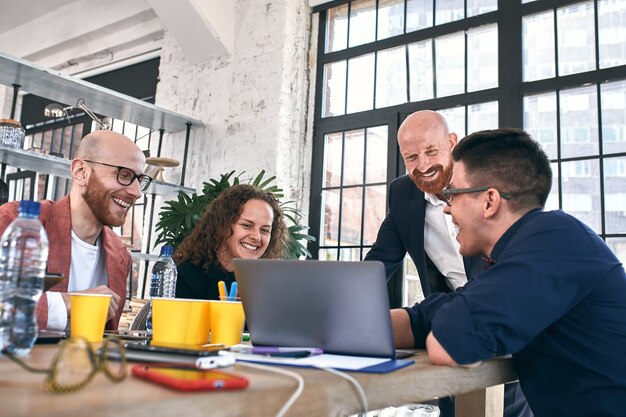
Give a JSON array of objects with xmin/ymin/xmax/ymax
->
[{"xmin": 0, "ymin": 345, "xmax": 517, "ymax": 417}]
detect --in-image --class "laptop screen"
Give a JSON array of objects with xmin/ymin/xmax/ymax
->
[{"xmin": 232, "ymin": 259, "xmax": 396, "ymax": 358}]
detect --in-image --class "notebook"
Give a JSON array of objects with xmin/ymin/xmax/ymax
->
[{"xmin": 232, "ymin": 259, "xmax": 400, "ymax": 360}]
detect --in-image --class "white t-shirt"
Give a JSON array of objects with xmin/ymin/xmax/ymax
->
[
  {"xmin": 423, "ymin": 193, "xmax": 467, "ymax": 290},
  {"xmin": 46, "ymin": 231, "xmax": 108, "ymax": 330}
]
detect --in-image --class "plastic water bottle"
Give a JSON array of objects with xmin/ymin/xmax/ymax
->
[
  {"xmin": 146, "ymin": 245, "xmax": 177, "ymax": 334},
  {"xmin": 0, "ymin": 200, "xmax": 49, "ymax": 355}
]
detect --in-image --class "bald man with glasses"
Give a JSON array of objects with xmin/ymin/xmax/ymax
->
[{"xmin": 0, "ymin": 130, "xmax": 152, "ymax": 331}]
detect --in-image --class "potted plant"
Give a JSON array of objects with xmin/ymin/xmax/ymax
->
[{"xmin": 154, "ymin": 170, "xmax": 314, "ymax": 259}]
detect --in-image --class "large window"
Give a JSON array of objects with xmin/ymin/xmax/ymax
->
[
  {"xmin": 318, "ymin": 126, "xmax": 389, "ymax": 262},
  {"xmin": 310, "ymin": 0, "xmax": 626, "ymax": 307}
]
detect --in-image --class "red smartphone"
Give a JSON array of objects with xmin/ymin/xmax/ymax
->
[{"xmin": 131, "ymin": 364, "xmax": 249, "ymax": 391}]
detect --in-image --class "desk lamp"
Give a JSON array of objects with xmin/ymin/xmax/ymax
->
[{"xmin": 44, "ymin": 98, "xmax": 110, "ymax": 129}]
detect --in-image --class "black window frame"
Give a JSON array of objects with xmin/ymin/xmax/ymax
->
[{"xmin": 310, "ymin": 0, "xmax": 626, "ymax": 307}]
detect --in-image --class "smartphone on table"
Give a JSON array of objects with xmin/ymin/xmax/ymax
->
[
  {"xmin": 131, "ymin": 364, "xmax": 249, "ymax": 391},
  {"xmin": 118, "ymin": 341, "xmax": 233, "ymax": 369},
  {"xmin": 103, "ymin": 329, "xmax": 150, "ymax": 342},
  {"xmin": 124, "ymin": 341, "xmax": 224, "ymax": 355}
]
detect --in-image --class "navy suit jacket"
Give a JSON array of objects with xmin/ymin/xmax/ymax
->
[{"xmin": 365, "ymin": 175, "xmax": 482, "ymax": 296}]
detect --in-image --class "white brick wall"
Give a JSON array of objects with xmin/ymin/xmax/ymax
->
[
  {"xmin": 154, "ymin": 0, "xmax": 314, "ymax": 223},
  {"xmin": 0, "ymin": 0, "xmax": 318, "ymax": 258}
]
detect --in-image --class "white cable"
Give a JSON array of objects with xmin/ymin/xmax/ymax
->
[
  {"xmin": 236, "ymin": 361, "xmax": 304, "ymax": 417},
  {"xmin": 314, "ymin": 366, "xmax": 369, "ymax": 415}
]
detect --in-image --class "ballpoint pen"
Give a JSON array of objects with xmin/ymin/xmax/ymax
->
[{"xmin": 266, "ymin": 351, "xmax": 312, "ymax": 358}]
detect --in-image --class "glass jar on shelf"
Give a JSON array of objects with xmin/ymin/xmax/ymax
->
[{"xmin": 0, "ymin": 119, "xmax": 25, "ymax": 148}]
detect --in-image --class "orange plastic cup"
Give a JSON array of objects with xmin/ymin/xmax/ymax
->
[
  {"xmin": 151, "ymin": 297, "xmax": 211, "ymax": 346},
  {"xmin": 70, "ymin": 293, "xmax": 111, "ymax": 343}
]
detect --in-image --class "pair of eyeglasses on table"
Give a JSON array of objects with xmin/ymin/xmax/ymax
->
[{"xmin": 2, "ymin": 336, "xmax": 127, "ymax": 394}]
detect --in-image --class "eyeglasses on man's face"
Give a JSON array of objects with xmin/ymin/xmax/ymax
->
[
  {"xmin": 3, "ymin": 336, "xmax": 127, "ymax": 394},
  {"xmin": 84, "ymin": 160, "xmax": 153, "ymax": 192},
  {"xmin": 442, "ymin": 186, "xmax": 511, "ymax": 206}
]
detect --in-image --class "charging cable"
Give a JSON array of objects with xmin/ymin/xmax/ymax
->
[
  {"xmin": 315, "ymin": 366, "xmax": 368, "ymax": 415},
  {"xmin": 236, "ymin": 361, "xmax": 304, "ymax": 417}
]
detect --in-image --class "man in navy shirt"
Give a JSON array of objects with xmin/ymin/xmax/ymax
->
[
  {"xmin": 366, "ymin": 110, "xmax": 530, "ymax": 417},
  {"xmin": 392, "ymin": 128, "xmax": 626, "ymax": 417}
]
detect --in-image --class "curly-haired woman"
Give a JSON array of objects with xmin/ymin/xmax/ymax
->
[{"xmin": 174, "ymin": 184, "xmax": 288, "ymax": 300}]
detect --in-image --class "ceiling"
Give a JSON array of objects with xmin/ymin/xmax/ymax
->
[
  {"xmin": 0, "ymin": 0, "xmax": 235, "ymax": 77},
  {"xmin": 0, "ymin": 0, "xmax": 77, "ymax": 32}
]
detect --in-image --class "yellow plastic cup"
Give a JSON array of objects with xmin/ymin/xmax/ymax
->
[
  {"xmin": 208, "ymin": 300, "xmax": 245, "ymax": 346},
  {"xmin": 70, "ymin": 293, "xmax": 112, "ymax": 343},
  {"xmin": 151, "ymin": 297, "xmax": 211, "ymax": 346}
]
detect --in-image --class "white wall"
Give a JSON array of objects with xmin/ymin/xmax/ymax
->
[{"xmin": 155, "ymin": 0, "xmax": 314, "ymax": 220}]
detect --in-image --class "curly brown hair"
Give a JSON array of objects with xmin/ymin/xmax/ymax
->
[{"xmin": 173, "ymin": 184, "xmax": 288, "ymax": 269}]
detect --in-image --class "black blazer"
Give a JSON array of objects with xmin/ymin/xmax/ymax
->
[{"xmin": 365, "ymin": 175, "xmax": 482, "ymax": 297}]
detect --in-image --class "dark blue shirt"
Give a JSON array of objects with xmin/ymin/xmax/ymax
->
[{"xmin": 407, "ymin": 209, "xmax": 626, "ymax": 417}]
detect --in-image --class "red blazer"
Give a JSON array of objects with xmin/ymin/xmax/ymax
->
[{"xmin": 0, "ymin": 196, "xmax": 130, "ymax": 329}]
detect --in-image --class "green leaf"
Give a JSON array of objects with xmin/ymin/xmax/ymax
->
[
  {"xmin": 257, "ymin": 175, "xmax": 277, "ymax": 190},
  {"xmin": 250, "ymin": 170, "xmax": 266, "ymax": 187}
]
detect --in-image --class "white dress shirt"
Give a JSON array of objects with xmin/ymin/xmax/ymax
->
[{"xmin": 423, "ymin": 193, "xmax": 467, "ymax": 290}]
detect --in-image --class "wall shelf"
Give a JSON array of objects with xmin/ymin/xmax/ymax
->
[
  {"xmin": 0, "ymin": 52, "xmax": 202, "ymax": 132},
  {"xmin": 0, "ymin": 144, "xmax": 194, "ymax": 195},
  {"xmin": 0, "ymin": 144, "xmax": 70, "ymax": 178},
  {"xmin": 131, "ymin": 252, "xmax": 159, "ymax": 262}
]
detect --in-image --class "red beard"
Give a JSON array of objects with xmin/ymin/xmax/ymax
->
[
  {"xmin": 409, "ymin": 160, "xmax": 453, "ymax": 194},
  {"xmin": 82, "ymin": 173, "xmax": 131, "ymax": 227}
]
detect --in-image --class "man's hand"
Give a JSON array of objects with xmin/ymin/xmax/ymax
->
[{"xmin": 61, "ymin": 285, "xmax": 121, "ymax": 322}]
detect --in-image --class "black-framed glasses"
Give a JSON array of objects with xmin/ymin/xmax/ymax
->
[
  {"xmin": 442, "ymin": 186, "xmax": 511, "ymax": 206},
  {"xmin": 3, "ymin": 336, "xmax": 127, "ymax": 394},
  {"xmin": 83, "ymin": 159, "xmax": 153, "ymax": 192}
]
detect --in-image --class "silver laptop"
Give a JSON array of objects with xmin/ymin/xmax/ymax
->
[{"xmin": 232, "ymin": 259, "xmax": 396, "ymax": 358}]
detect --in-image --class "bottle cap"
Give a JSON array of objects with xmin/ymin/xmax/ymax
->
[
  {"xmin": 18, "ymin": 200, "xmax": 41, "ymax": 217},
  {"xmin": 160, "ymin": 245, "xmax": 174, "ymax": 257}
]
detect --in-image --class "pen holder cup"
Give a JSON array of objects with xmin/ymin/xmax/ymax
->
[
  {"xmin": 218, "ymin": 296, "xmax": 241, "ymax": 302},
  {"xmin": 152, "ymin": 298, "xmax": 211, "ymax": 346},
  {"xmin": 208, "ymin": 300, "xmax": 245, "ymax": 347}
]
